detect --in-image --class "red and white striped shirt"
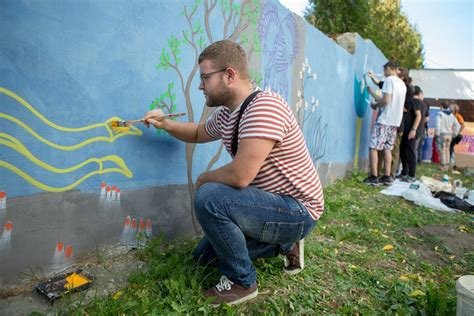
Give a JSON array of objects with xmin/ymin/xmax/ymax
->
[{"xmin": 205, "ymin": 91, "xmax": 324, "ymax": 220}]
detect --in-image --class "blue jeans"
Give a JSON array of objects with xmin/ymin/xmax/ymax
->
[{"xmin": 193, "ymin": 182, "xmax": 316, "ymax": 288}]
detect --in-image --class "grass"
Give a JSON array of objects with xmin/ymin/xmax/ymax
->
[{"xmin": 58, "ymin": 163, "xmax": 473, "ymax": 315}]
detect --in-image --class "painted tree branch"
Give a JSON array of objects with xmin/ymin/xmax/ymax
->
[
  {"xmin": 205, "ymin": 141, "xmax": 225, "ymax": 172},
  {"xmin": 228, "ymin": 0, "xmax": 250, "ymax": 41},
  {"xmin": 204, "ymin": 0, "xmax": 217, "ymax": 43},
  {"xmin": 165, "ymin": 56, "xmax": 187, "ymax": 112},
  {"xmin": 222, "ymin": 0, "xmax": 234, "ymax": 38}
]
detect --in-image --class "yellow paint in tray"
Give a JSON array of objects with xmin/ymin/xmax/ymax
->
[{"xmin": 65, "ymin": 272, "xmax": 90, "ymax": 290}]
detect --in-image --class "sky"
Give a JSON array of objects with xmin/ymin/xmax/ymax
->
[{"xmin": 279, "ymin": 0, "xmax": 474, "ymax": 69}]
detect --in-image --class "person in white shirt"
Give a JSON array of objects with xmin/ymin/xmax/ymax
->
[
  {"xmin": 435, "ymin": 101, "xmax": 461, "ymax": 171},
  {"xmin": 364, "ymin": 61, "xmax": 406, "ymax": 185}
]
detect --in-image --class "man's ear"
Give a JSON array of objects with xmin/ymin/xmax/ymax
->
[{"xmin": 225, "ymin": 67, "xmax": 237, "ymax": 81}]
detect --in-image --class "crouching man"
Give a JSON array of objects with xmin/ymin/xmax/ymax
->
[{"xmin": 145, "ymin": 40, "xmax": 324, "ymax": 306}]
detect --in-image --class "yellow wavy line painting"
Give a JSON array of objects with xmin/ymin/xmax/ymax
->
[{"xmin": 0, "ymin": 87, "xmax": 141, "ymax": 192}]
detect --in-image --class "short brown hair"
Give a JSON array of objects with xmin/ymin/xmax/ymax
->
[
  {"xmin": 198, "ymin": 40, "xmax": 249, "ymax": 79},
  {"xmin": 383, "ymin": 61, "xmax": 398, "ymax": 70},
  {"xmin": 398, "ymin": 67, "xmax": 411, "ymax": 85}
]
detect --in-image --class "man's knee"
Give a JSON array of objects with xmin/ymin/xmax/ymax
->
[{"xmin": 194, "ymin": 182, "xmax": 228, "ymax": 219}]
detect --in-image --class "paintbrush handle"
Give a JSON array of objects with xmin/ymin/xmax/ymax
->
[
  {"xmin": 125, "ymin": 112, "xmax": 186, "ymax": 126},
  {"xmin": 126, "ymin": 119, "xmax": 145, "ymax": 124},
  {"xmin": 155, "ymin": 112, "xmax": 186, "ymax": 119},
  {"xmin": 141, "ymin": 112, "xmax": 186, "ymax": 121},
  {"xmin": 144, "ymin": 112, "xmax": 186, "ymax": 120}
]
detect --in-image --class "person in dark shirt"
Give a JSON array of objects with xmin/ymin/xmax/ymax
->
[
  {"xmin": 415, "ymin": 87, "xmax": 430, "ymax": 163},
  {"xmin": 396, "ymin": 68, "xmax": 415, "ymax": 176},
  {"xmin": 399, "ymin": 85, "xmax": 422, "ymax": 181}
]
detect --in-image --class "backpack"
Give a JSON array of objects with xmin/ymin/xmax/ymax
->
[{"xmin": 434, "ymin": 191, "xmax": 474, "ymax": 213}]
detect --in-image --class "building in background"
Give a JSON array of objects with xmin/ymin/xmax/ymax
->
[
  {"xmin": 410, "ymin": 69, "xmax": 474, "ymax": 167},
  {"xmin": 410, "ymin": 69, "xmax": 474, "ymax": 121}
]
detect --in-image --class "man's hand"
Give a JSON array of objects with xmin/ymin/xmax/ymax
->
[
  {"xmin": 408, "ymin": 129, "xmax": 416, "ymax": 140},
  {"xmin": 144, "ymin": 109, "xmax": 166, "ymax": 129}
]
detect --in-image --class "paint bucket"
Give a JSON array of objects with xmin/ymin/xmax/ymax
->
[{"xmin": 456, "ymin": 275, "xmax": 474, "ymax": 316}]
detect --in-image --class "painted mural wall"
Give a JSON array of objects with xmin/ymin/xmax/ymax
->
[{"xmin": 0, "ymin": 0, "xmax": 387, "ymax": 287}]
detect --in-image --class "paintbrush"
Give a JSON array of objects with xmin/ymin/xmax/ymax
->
[{"xmin": 110, "ymin": 112, "xmax": 186, "ymax": 128}]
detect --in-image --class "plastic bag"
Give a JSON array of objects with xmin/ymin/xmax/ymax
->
[{"xmin": 401, "ymin": 183, "xmax": 457, "ymax": 213}]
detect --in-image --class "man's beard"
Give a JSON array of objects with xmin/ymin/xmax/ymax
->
[{"xmin": 205, "ymin": 82, "xmax": 234, "ymax": 108}]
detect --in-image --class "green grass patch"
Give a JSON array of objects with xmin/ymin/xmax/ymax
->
[{"xmin": 59, "ymin": 164, "xmax": 474, "ymax": 315}]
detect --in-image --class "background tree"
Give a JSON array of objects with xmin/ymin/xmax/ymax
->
[{"xmin": 305, "ymin": 0, "xmax": 424, "ymax": 69}]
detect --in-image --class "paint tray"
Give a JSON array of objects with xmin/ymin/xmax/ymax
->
[{"xmin": 36, "ymin": 268, "xmax": 94, "ymax": 302}]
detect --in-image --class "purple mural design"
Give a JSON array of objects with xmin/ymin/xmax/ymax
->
[{"xmin": 258, "ymin": 0, "xmax": 298, "ymax": 99}]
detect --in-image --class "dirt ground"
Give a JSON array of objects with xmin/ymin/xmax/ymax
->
[
  {"xmin": 0, "ymin": 245, "xmax": 146, "ymax": 315},
  {"xmin": 405, "ymin": 224, "xmax": 474, "ymax": 266}
]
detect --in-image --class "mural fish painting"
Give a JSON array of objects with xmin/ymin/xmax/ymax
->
[{"xmin": 0, "ymin": 87, "xmax": 141, "ymax": 192}]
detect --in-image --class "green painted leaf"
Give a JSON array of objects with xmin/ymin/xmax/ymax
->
[{"xmin": 193, "ymin": 21, "xmax": 201, "ymax": 33}]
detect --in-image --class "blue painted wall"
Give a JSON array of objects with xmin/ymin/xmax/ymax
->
[{"xmin": 0, "ymin": 0, "xmax": 387, "ymax": 285}]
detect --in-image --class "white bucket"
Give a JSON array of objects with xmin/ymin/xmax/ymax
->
[
  {"xmin": 455, "ymin": 187, "xmax": 468, "ymax": 199},
  {"xmin": 456, "ymin": 275, "xmax": 474, "ymax": 316}
]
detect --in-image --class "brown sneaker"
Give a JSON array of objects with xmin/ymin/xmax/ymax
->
[
  {"xmin": 283, "ymin": 239, "xmax": 304, "ymax": 275},
  {"xmin": 204, "ymin": 275, "xmax": 258, "ymax": 307}
]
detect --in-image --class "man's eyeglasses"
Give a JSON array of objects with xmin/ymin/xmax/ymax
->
[{"xmin": 200, "ymin": 68, "xmax": 227, "ymax": 84}]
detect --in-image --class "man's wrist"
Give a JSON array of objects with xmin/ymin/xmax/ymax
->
[{"xmin": 160, "ymin": 119, "xmax": 172, "ymax": 131}]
